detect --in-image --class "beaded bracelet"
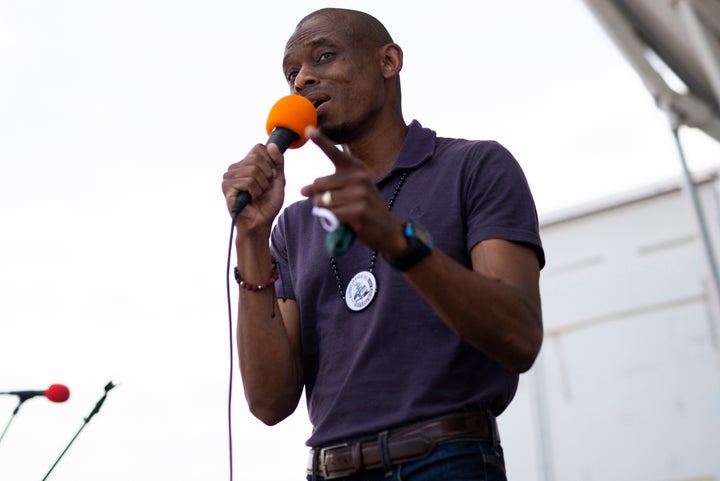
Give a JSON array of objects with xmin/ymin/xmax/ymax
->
[
  {"xmin": 234, "ymin": 258, "xmax": 280, "ymax": 291},
  {"xmin": 234, "ymin": 259, "xmax": 279, "ymax": 291}
]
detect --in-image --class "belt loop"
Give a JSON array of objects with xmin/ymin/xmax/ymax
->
[
  {"xmin": 351, "ymin": 442, "xmax": 364, "ymax": 472},
  {"xmin": 485, "ymin": 410, "xmax": 501, "ymax": 453},
  {"xmin": 377, "ymin": 430, "xmax": 393, "ymax": 478},
  {"xmin": 311, "ymin": 447, "xmax": 320, "ymax": 481}
]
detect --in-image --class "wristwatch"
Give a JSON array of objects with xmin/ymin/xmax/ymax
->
[{"xmin": 384, "ymin": 219, "xmax": 434, "ymax": 271}]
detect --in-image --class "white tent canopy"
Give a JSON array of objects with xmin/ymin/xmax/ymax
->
[{"xmin": 583, "ymin": 0, "xmax": 720, "ymax": 141}]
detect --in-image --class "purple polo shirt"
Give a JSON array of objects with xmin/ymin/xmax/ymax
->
[{"xmin": 271, "ymin": 120, "xmax": 544, "ymax": 447}]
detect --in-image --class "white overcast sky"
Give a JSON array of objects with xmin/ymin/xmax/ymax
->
[{"xmin": 1, "ymin": 0, "xmax": 719, "ymax": 480}]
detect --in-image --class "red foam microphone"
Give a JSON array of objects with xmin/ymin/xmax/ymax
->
[
  {"xmin": 0, "ymin": 384, "xmax": 70, "ymax": 403},
  {"xmin": 44, "ymin": 384, "xmax": 70, "ymax": 403}
]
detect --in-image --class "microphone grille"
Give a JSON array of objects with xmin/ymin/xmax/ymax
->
[
  {"xmin": 45, "ymin": 384, "xmax": 70, "ymax": 403},
  {"xmin": 265, "ymin": 95, "xmax": 317, "ymax": 149}
]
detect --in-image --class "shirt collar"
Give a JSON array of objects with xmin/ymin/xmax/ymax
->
[{"xmin": 392, "ymin": 120, "xmax": 436, "ymax": 171}]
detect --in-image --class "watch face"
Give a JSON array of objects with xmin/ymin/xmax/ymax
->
[
  {"xmin": 407, "ymin": 220, "xmax": 433, "ymax": 249},
  {"xmin": 385, "ymin": 219, "xmax": 434, "ymax": 271}
]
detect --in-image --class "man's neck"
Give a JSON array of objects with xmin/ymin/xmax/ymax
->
[{"xmin": 344, "ymin": 118, "xmax": 409, "ymax": 180}]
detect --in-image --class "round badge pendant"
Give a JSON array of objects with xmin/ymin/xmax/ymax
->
[{"xmin": 345, "ymin": 271, "xmax": 377, "ymax": 311}]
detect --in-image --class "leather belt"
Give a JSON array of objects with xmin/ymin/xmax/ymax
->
[{"xmin": 306, "ymin": 413, "xmax": 498, "ymax": 479}]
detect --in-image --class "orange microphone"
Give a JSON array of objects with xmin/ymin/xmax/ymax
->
[{"xmin": 232, "ymin": 95, "xmax": 317, "ymax": 215}]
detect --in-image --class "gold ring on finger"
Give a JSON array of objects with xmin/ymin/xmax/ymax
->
[{"xmin": 320, "ymin": 190, "xmax": 333, "ymax": 208}]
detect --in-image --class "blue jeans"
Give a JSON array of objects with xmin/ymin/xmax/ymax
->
[{"xmin": 306, "ymin": 438, "xmax": 507, "ymax": 481}]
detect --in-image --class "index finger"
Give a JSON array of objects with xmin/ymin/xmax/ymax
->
[{"xmin": 305, "ymin": 126, "xmax": 363, "ymax": 172}]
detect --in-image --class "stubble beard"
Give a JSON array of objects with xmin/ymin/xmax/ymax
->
[{"xmin": 318, "ymin": 121, "xmax": 356, "ymax": 146}]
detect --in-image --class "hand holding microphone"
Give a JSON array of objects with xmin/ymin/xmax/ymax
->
[
  {"xmin": 221, "ymin": 95, "xmax": 359, "ymax": 255},
  {"xmin": 228, "ymin": 95, "xmax": 317, "ymax": 217}
]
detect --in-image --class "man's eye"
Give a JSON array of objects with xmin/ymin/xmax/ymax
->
[
  {"xmin": 318, "ymin": 52, "xmax": 334, "ymax": 62},
  {"xmin": 286, "ymin": 71, "xmax": 298, "ymax": 82}
]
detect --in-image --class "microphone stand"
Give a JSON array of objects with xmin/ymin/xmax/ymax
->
[
  {"xmin": 0, "ymin": 398, "xmax": 28, "ymax": 447},
  {"xmin": 41, "ymin": 381, "xmax": 116, "ymax": 481}
]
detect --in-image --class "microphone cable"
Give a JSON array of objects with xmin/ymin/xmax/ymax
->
[
  {"xmin": 222, "ymin": 96, "xmax": 316, "ymax": 481},
  {"xmin": 224, "ymin": 211, "xmax": 241, "ymax": 481}
]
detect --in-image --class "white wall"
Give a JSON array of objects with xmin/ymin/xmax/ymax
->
[{"xmin": 502, "ymin": 172, "xmax": 720, "ymax": 481}]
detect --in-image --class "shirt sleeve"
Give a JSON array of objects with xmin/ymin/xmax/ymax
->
[
  {"xmin": 463, "ymin": 141, "xmax": 545, "ymax": 269},
  {"xmin": 270, "ymin": 212, "xmax": 297, "ymax": 301}
]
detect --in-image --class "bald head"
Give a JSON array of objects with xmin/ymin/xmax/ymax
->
[
  {"xmin": 296, "ymin": 8, "xmax": 394, "ymax": 50},
  {"xmin": 283, "ymin": 8, "xmax": 405, "ymax": 145}
]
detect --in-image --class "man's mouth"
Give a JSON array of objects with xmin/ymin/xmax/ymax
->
[{"xmin": 310, "ymin": 96, "xmax": 329, "ymax": 109}]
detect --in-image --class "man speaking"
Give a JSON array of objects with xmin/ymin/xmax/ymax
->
[{"xmin": 221, "ymin": 8, "xmax": 544, "ymax": 480}]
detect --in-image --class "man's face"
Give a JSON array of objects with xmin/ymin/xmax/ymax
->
[{"xmin": 282, "ymin": 14, "xmax": 386, "ymax": 144}]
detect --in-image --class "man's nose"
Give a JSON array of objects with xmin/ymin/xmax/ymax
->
[{"xmin": 293, "ymin": 65, "xmax": 318, "ymax": 91}]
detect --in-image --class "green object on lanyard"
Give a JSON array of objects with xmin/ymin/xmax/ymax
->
[{"xmin": 325, "ymin": 225, "xmax": 355, "ymax": 256}]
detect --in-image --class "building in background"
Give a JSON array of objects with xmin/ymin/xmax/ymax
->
[
  {"xmin": 497, "ymin": 4, "xmax": 720, "ymax": 478},
  {"xmin": 502, "ymin": 168, "xmax": 720, "ymax": 481}
]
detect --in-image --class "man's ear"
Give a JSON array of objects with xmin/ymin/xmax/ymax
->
[{"xmin": 380, "ymin": 43, "xmax": 403, "ymax": 79}]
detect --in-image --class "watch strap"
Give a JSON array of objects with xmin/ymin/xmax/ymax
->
[{"xmin": 383, "ymin": 220, "xmax": 433, "ymax": 271}]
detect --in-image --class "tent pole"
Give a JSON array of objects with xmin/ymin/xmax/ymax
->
[
  {"xmin": 530, "ymin": 355, "xmax": 555, "ymax": 481},
  {"xmin": 668, "ymin": 114, "xmax": 720, "ymax": 354}
]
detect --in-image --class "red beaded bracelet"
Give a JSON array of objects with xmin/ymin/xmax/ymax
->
[{"xmin": 234, "ymin": 261, "xmax": 279, "ymax": 291}]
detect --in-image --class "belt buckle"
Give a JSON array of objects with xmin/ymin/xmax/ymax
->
[{"xmin": 319, "ymin": 442, "xmax": 354, "ymax": 480}]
